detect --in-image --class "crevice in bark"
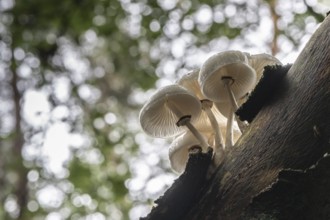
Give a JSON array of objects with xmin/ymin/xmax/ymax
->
[{"xmin": 243, "ymin": 154, "xmax": 330, "ymax": 219}]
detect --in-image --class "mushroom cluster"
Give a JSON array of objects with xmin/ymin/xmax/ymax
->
[{"xmin": 139, "ymin": 50, "xmax": 281, "ymax": 174}]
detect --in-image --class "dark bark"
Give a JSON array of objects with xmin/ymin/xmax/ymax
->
[{"xmin": 242, "ymin": 155, "xmax": 330, "ymax": 219}]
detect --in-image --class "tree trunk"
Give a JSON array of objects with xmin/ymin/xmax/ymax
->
[
  {"xmin": 11, "ymin": 49, "xmax": 28, "ymax": 220},
  {"xmin": 181, "ymin": 14, "xmax": 330, "ymax": 219}
]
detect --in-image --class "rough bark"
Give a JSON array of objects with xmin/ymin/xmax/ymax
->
[
  {"xmin": 243, "ymin": 154, "xmax": 330, "ymax": 219},
  {"xmin": 182, "ymin": 14, "xmax": 330, "ymax": 220}
]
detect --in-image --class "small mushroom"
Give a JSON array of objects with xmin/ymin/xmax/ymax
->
[
  {"xmin": 169, "ymin": 130, "xmax": 211, "ymax": 173},
  {"xmin": 213, "ymin": 53, "xmax": 281, "ymax": 132},
  {"xmin": 139, "ymin": 84, "xmax": 208, "ymax": 147},
  {"xmin": 177, "ymin": 70, "xmax": 225, "ymax": 151},
  {"xmin": 199, "ymin": 50, "xmax": 256, "ymax": 147},
  {"xmin": 177, "ymin": 70, "xmax": 213, "ymax": 129},
  {"xmin": 176, "ymin": 69, "xmax": 205, "ymax": 99},
  {"xmin": 246, "ymin": 53, "xmax": 282, "ymax": 81},
  {"xmin": 199, "ymin": 50, "xmax": 256, "ymax": 106}
]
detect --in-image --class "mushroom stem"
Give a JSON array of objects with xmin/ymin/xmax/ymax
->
[
  {"xmin": 166, "ymin": 99, "xmax": 208, "ymax": 148},
  {"xmin": 222, "ymin": 78, "xmax": 249, "ymax": 133},
  {"xmin": 201, "ymin": 100, "xmax": 226, "ymax": 167},
  {"xmin": 177, "ymin": 117, "xmax": 209, "ymax": 148},
  {"xmin": 201, "ymin": 99, "xmax": 224, "ymax": 149},
  {"xmin": 225, "ymin": 108, "xmax": 234, "ymax": 148},
  {"xmin": 222, "ymin": 77, "xmax": 239, "ymax": 110}
]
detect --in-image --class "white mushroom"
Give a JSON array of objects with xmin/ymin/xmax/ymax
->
[
  {"xmin": 139, "ymin": 84, "xmax": 208, "ymax": 147},
  {"xmin": 169, "ymin": 130, "xmax": 212, "ymax": 174},
  {"xmin": 199, "ymin": 50, "xmax": 256, "ymax": 105},
  {"xmin": 176, "ymin": 69, "xmax": 205, "ymax": 100},
  {"xmin": 177, "ymin": 70, "xmax": 212, "ymax": 129},
  {"xmin": 177, "ymin": 69, "xmax": 225, "ymax": 151},
  {"xmin": 246, "ymin": 53, "xmax": 282, "ymax": 81},
  {"xmin": 199, "ymin": 51, "xmax": 256, "ymax": 147},
  {"xmin": 215, "ymin": 53, "xmax": 282, "ymax": 132}
]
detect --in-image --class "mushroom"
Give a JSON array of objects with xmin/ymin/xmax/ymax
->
[
  {"xmin": 199, "ymin": 50, "xmax": 256, "ymax": 147},
  {"xmin": 246, "ymin": 53, "xmax": 282, "ymax": 81},
  {"xmin": 199, "ymin": 50, "xmax": 256, "ymax": 105},
  {"xmin": 215, "ymin": 53, "xmax": 282, "ymax": 131},
  {"xmin": 176, "ymin": 69, "xmax": 205, "ymax": 100},
  {"xmin": 177, "ymin": 69, "xmax": 225, "ymax": 151},
  {"xmin": 139, "ymin": 84, "xmax": 208, "ymax": 148},
  {"xmin": 169, "ymin": 130, "xmax": 212, "ymax": 173}
]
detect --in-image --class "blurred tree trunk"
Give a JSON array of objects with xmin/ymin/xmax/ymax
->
[
  {"xmin": 11, "ymin": 49, "xmax": 28, "ymax": 220},
  {"xmin": 182, "ymin": 15, "xmax": 330, "ymax": 219},
  {"xmin": 269, "ymin": 0, "xmax": 280, "ymax": 55}
]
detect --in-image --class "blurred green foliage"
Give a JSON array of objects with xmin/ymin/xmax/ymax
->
[{"xmin": 0, "ymin": 0, "xmax": 325, "ymax": 219}]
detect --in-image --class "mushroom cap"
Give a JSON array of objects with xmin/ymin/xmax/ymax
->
[
  {"xmin": 246, "ymin": 53, "xmax": 282, "ymax": 81},
  {"xmin": 169, "ymin": 131, "xmax": 210, "ymax": 173},
  {"xmin": 139, "ymin": 84, "xmax": 202, "ymax": 138},
  {"xmin": 177, "ymin": 70, "xmax": 227, "ymax": 131},
  {"xmin": 199, "ymin": 50, "xmax": 257, "ymax": 103},
  {"xmin": 176, "ymin": 69, "xmax": 204, "ymax": 99}
]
